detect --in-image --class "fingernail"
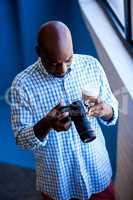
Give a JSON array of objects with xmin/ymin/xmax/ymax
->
[{"xmin": 64, "ymin": 112, "xmax": 69, "ymax": 116}]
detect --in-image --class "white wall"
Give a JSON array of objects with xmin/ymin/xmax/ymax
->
[{"xmin": 79, "ymin": 1, "xmax": 133, "ymax": 199}]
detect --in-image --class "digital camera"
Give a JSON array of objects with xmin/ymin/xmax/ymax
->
[{"xmin": 59, "ymin": 100, "xmax": 96, "ymax": 143}]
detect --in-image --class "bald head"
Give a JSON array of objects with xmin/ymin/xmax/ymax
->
[
  {"xmin": 36, "ymin": 21, "xmax": 73, "ymax": 77},
  {"xmin": 37, "ymin": 21, "xmax": 73, "ymax": 59}
]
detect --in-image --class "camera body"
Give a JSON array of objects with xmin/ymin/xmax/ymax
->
[{"xmin": 59, "ymin": 100, "xmax": 96, "ymax": 143}]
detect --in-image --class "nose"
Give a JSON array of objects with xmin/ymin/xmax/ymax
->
[{"xmin": 56, "ymin": 62, "xmax": 67, "ymax": 75}]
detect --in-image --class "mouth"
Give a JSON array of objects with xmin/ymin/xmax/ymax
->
[
  {"xmin": 52, "ymin": 70, "xmax": 69, "ymax": 77},
  {"xmin": 49, "ymin": 67, "xmax": 71, "ymax": 78},
  {"xmin": 53, "ymin": 73, "xmax": 66, "ymax": 78}
]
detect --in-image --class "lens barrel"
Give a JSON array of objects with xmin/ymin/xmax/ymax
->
[{"xmin": 59, "ymin": 100, "xmax": 96, "ymax": 143}]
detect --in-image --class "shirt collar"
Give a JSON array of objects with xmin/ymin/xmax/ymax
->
[{"xmin": 38, "ymin": 57, "xmax": 49, "ymax": 75}]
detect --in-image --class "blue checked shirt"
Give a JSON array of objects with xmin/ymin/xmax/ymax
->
[{"xmin": 11, "ymin": 54, "xmax": 118, "ymax": 200}]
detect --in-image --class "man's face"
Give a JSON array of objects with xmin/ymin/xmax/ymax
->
[
  {"xmin": 40, "ymin": 51, "xmax": 73, "ymax": 77},
  {"xmin": 39, "ymin": 37, "xmax": 73, "ymax": 77}
]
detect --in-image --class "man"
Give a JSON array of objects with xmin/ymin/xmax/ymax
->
[{"xmin": 11, "ymin": 21, "xmax": 118, "ymax": 200}]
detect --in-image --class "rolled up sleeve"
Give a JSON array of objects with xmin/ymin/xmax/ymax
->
[
  {"xmin": 95, "ymin": 59, "xmax": 119, "ymax": 126},
  {"xmin": 10, "ymin": 81, "xmax": 48, "ymax": 152}
]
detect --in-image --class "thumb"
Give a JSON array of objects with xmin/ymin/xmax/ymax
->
[
  {"xmin": 95, "ymin": 97, "xmax": 101, "ymax": 104},
  {"xmin": 55, "ymin": 99, "xmax": 65, "ymax": 110}
]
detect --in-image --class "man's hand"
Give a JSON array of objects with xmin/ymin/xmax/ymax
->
[
  {"xmin": 87, "ymin": 98, "xmax": 113, "ymax": 121},
  {"xmin": 46, "ymin": 100, "xmax": 71, "ymax": 132}
]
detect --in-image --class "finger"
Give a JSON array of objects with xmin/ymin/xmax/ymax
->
[
  {"xmin": 85, "ymin": 98, "xmax": 98, "ymax": 105},
  {"xmin": 90, "ymin": 109, "xmax": 103, "ymax": 116},
  {"xmin": 54, "ymin": 99, "xmax": 65, "ymax": 110},
  {"xmin": 89, "ymin": 103, "xmax": 103, "ymax": 112},
  {"xmin": 95, "ymin": 97, "xmax": 101, "ymax": 104},
  {"xmin": 59, "ymin": 99, "xmax": 65, "ymax": 107},
  {"xmin": 57, "ymin": 112, "xmax": 69, "ymax": 120},
  {"xmin": 88, "ymin": 110, "xmax": 103, "ymax": 117},
  {"xmin": 56, "ymin": 121, "xmax": 71, "ymax": 131},
  {"xmin": 85, "ymin": 97, "xmax": 101, "ymax": 107},
  {"xmin": 88, "ymin": 104, "xmax": 103, "ymax": 116},
  {"xmin": 63, "ymin": 121, "xmax": 72, "ymax": 131}
]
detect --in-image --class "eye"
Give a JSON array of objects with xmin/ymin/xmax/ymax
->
[
  {"xmin": 44, "ymin": 59, "xmax": 57, "ymax": 67},
  {"xmin": 51, "ymin": 63, "xmax": 58, "ymax": 66},
  {"xmin": 65, "ymin": 56, "xmax": 73, "ymax": 64}
]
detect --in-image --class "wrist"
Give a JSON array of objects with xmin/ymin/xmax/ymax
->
[
  {"xmin": 103, "ymin": 105, "xmax": 113, "ymax": 121},
  {"xmin": 45, "ymin": 115, "xmax": 52, "ymax": 130},
  {"xmin": 34, "ymin": 116, "xmax": 52, "ymax": 141}
]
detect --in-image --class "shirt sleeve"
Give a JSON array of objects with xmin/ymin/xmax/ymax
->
[
  {"xmin": 10, "ymin": 80, "xmax": 48, "ymax": 152},
  {"xmin": 95, "ymin": 59, "xmax": 119, "ymax": 126}
]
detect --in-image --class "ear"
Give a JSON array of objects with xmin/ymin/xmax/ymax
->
[{"xmin": 35, "ymin": 45, "xmax": 40, "ymax": 56}]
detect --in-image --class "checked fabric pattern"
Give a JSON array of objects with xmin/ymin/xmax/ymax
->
[{"xmin": 11, "ymin": 54, "xmax": 118, "ymax": 200}]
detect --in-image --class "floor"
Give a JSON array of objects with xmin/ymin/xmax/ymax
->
[{"xmin": 0, "ymin": 163, "xmax": 42, "ymax": 200}]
